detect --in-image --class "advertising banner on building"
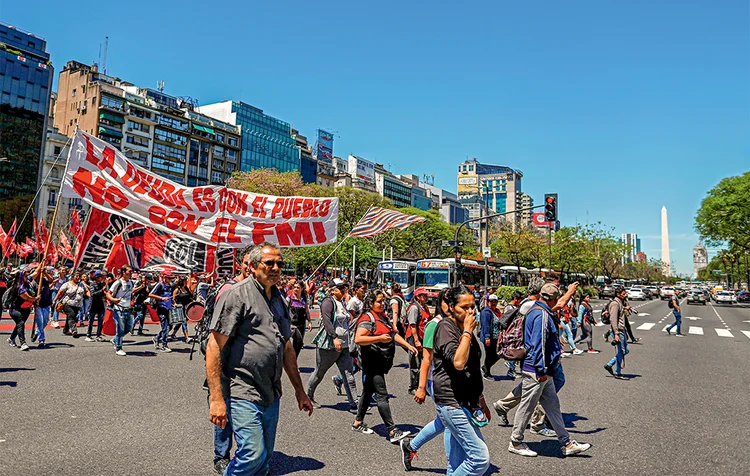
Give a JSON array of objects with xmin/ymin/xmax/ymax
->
[
  {"xmin": 693, "ymin": 245, "xmax": 708, "ymax": 272},
  {"xmin": 62, "ymin": 130, "xmax": 339, "ymax": 248},
  {"xmin": 532, "ymin": 212, "xmax": 553, "ymax": 229},
  {"xmin": 316, "ymin": 129, "xmax": 334, "ymax": 164},
  {"xmin": 348, "ymin": 155, "xmax": 375, "ymax": 183}
]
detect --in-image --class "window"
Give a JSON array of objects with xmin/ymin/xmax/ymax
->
[
  {"xmin": 228, "ymin": 137, "xmax": 238, "ymax": 147},
  {"xmin": 50, "ymin": 168, "xmax": 59, "ymax": 179},
  {"xmin": 212, "ymin": 171, "xmax": 224, "ymax": 184},
  {"xmin": 127, "ymin": 121, "xmax": 150, "ymax": 133},
  {"xmin": 72, "ymin": 88, "xmax": 77, "ymax": 97},
  {"xmin": 126, "ymin": 135, "xmax": 150, "ymax": 147},
  {"xmin": 48, "ymin": 189, "xmax": 57, "ymax": 206},
  {"xmin": 214, "ymin": 145, "xmax": 224, "ymax": 158},
  {"xmin": 154, "ymin": 128, "xmax": 187, "ymax": 146},
  {"xmin": 53, "ymin": 146, "xmax": 62, "ymax": 156},
  {"xmin": 156, "ymin": 114, "xmax": 189, "ymax": 131},
  {"xmin": 152, "ymin": 157, "xmax": 185, "ymax": 176},
  {"xmin": 130, "ymin": 107, "xmax": 152, "ymax": 120},
  {"xmin": 101, "ymin": 95, "xmax": 124, "ymax": 110},
  {"xmin": 152, "ymin": 143, "xmax": 187, "ymax": 162},
  {"xmin": 216, "ymin": 132, "xmax": 225, "ymax": 143},
  {"xmin": 124, "ymin": 149, "xmax": 149, "ymax": 163},
  {"xmin": 226, "ymin": 149, "xmax": 237, "ymax": 162}
]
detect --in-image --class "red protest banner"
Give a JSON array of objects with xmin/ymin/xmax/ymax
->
[{"xmin": 62, "ymin": 131, "xmax": 339, "ymax": 247}]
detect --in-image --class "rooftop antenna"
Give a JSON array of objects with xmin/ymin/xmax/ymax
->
[
  {"xmin": 157, "ymin": 80, "xmax": 165, "ymax": 92},
  {"xmin": 102, "ymin": 36, "xmax": 108, "ymax": 75}
]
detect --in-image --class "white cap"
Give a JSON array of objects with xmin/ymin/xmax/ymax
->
[{"xmin": 488, "ymin": 294, "xmax": 499, "ymax": 301}]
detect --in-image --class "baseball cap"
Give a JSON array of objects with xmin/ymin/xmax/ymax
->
[
  {"xmin": 330, "ymin": 277, "xmax": 348, "ymax": 288},
  {"xmin": 540, "ymin": 283, "xmax": 561, "ymax": 300},
  {"xmin": 93, "ymin": 270, "xmax": 106, "ymax": 278},
  {"xmin": 488, "ymin": 294, "xmax": 499, "ymax": 301},
  {"xmin": 413, "ymin": 287, "xmax": 428, "ymax": 298}
]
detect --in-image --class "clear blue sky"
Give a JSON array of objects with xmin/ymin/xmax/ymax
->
[{"xmin": 4, "ymin": 0, "xmax": 748, "ymax": 276}]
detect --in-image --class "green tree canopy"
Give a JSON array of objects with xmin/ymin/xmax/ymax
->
[{"xmin": 695, "ymin": 172, "xmax": 750, "ymax": 252}]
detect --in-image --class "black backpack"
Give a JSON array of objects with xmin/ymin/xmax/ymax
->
[
  {"xmin": 499, "ymin": 305, "xmax": 519, "ymax": 331},
  {"xmin": 191, "ymin": 280, "xmax": 235, "ymax": 360},
  {"xmin": 667, "ymin": 297, "xmax": 674, "ymax": 309},
  {"xmin": 2, "ymin": 275, "xmax": 18, "ymax": 310},
  {"xmin": 601, "ymin": 300, "xmax": 613, "ymax": 325}
]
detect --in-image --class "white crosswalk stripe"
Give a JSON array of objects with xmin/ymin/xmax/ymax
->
[
  {"xmin": 637, "ymin": 323, "xmax": 656, "ymax": 330},
  {"xmin": 688, "ymin": 326, "xmax": 703, "ymax": 335},
  {"xmin": 742, "ymin": 331, "xmax": 750, "ymax": 340},
  {"xmin": 715, "ymin": 329, "xmax": 734, "ymax": 337}
]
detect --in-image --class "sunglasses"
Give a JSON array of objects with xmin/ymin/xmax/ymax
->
[{"xmin": 261, "ymin": 260, "xmax": 285, "ymax": 269}]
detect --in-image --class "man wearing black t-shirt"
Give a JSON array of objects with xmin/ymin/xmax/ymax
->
[{"xmin": 85, "ymin": 271, "xmax": 108, "ymax": 342}]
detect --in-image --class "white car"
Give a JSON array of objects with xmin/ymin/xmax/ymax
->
[
  {"xmin": 714, "ymin": 291, "xmax": 734, "ymax": 304},
  {"xmin": 627, "ymin": 288, "xmax": 647, "ymax": 301},
  {"xmin": 660, "ymin": 287, "xmax": 676, "ymax": 300}
]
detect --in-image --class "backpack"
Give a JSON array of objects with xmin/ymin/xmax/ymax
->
[
  {"xmin": 192, "ymin": 280, "xmax": 235, "ymax": 360},
  {"xmin": 497, "ymin": 302, "xmax": 550, "ymax": 362},
  {"xmin": 667, "ymin": 297, "xmax": 674, "ymax": 309},
  {"xmin": 499, "ymin": 305, "xmax": 519, "ymax": 331},
  {"xmin": 2, "ymin": 275, "xmax": 18, "ymax": 310},
  {"xmin": 389, "ymin": 295, "xmax": 405, "ymax": 336},
  {"xmin": 601, "ymin": 300, "xmax": 612, "ymax": 325}
]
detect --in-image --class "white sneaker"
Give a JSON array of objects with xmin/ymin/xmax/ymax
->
[
  {"xmin": 115, "ymin": 349, "xmax": 127, "ymax": 356},
  {"xmin": 562, "ymin": 440, "xmax": 591, "ymax": 456},
  {"xmin": 573, "ymin": 348, "xmax": 584, "ymax": 355},
  {"xmin": 508, "ymin": 442, "xmax": 537, "ymax": 457},
  {"xmin": 85, "ymin": 337, "xmax": 94, "ymax": 342},
  {"xmin": 20, "ymin": 343, "xmax": 30, "ymax": 351}
]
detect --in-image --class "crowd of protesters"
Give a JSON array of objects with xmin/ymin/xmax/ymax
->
[{"xmin": 1, "ymin": 252, "xmax": 653, "ymax": 475}]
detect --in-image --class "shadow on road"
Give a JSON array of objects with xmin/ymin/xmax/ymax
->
[
  {"xmin": 562, "ymin": 412, "xmax": 589, "ymax": 428},
  {"xmin": 298, "ymin": 367, "xmax": 314, "ymax": 374},
  {"xmin": 0, "ymin": 367, "xmax": 35, "ymax": 373},
  {"xmin": 528, "ymin": 439, "xmax": 593, "ymax": 459},
  {"xmin": 38, "ymin": 343, "xmax": 74, "ymax": 349},
  {"xmin": 126, "ymin": 351, "xmax": 158, "ymax": 357},
  {"xmin": 0, "ymin": 381, "xmax": 17, "ymax": 387},
  {"xmin": 269, "ymin": 451, "xmax": 324, "ymax": 474}
]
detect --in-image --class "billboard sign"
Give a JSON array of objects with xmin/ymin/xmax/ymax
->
[
  {"xmin": 693, "ymin": 245, "xmax": 708, "ymax": 273},
  {"xmin": 348, "ymin": 155, "xmax": 375, "ymax": 183},
  {"xmin": 532, "ymin": 212, "xmax": 553, "ymax": 228},
  {"xmin": 316, "ymin": 129, "xmax": 334, "ymax": 164},
  {"xmin": 458, "ymin": 177, "xmax": 477, "ymax": 185}
]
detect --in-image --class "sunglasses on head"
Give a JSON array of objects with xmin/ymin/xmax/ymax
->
[{"xmin": 261, "ymin": 259, "xmax": 285, "ymax": 269}]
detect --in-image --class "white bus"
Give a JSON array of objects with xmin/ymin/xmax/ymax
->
[{"xmin": 376, "ymin": 260, "xmax": 418, "ymax": 300}]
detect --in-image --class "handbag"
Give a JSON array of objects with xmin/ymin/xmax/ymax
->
[
  {"xmin": 169, "ymin": 305, "xmax": 186, "ymax": 326},
  {"xmin": 312, "ymin": 326, "xmax": 334, "ymax": 350}
]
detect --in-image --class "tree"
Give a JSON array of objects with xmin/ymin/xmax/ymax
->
[
  {"xmin": 695, "ymin": 172, "xmax": 750, "ymax": 252},
  {"xmin": 489, "ymin": 223, "xmax": 545, "ymax": 275},
  {"xmin": 226, "ymin": 168, "xmax": 325, "ymax": 198},
  {"xmin": 579, "ymin": 223, "xmax": 626, "ymax": 280}
]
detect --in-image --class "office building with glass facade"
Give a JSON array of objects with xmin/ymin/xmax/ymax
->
[
  {"xmin": 198, "ymin": 100, "xmax": 300, "ymax": 173},
  {"xmin": 0, "ymin": 22, "xmax": 53, "ymax": 223},
  {"xmin": 457, "ymin": 158, "xmax": 524, "ymax": 230}
]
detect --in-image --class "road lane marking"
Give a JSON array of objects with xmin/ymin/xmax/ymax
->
[
  {"xmin": 688, "ymin": 326, "xmax": 703, "ymax": 335},
  {"xmin": 715, "ymin": 329, "xmax": 734, "ymax": 337},
  {"xmin": 637, "ymin": 323, "xmax": 656, "ymax": 330},
  {"xmin": 684, "ymin": 317, "xmax": 701, "ymax": 321},
  {"xmin": 741, "ymin": 331, "xmax": 750, "ymax": 340}
]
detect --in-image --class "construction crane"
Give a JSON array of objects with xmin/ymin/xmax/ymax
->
[{"xmin": 102, "ymin": 36, "xmax": 108, "ymax": 75}]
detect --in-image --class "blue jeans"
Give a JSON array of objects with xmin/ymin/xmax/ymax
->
[
  {"xmin": 606, "ymin": 332, "xmax": 629, "ymax": 375},
  {"xmin": 561, "ymin": 321, "xmax": 576, "ymax": 350},
  {"xmin": 156, "ymin": 308, "xmax": 170, "ymax": 345},
  {"xmin": 209, "ymin": 396, "xmax": 233, "ymax": 464},
  {"xmin": 225, "ymin": 397, "xmax": 280, "ymax": 476},
  {"xmin": 131, "ymin": 304, "xmax": 147, "ymax": 332},
  {"xmin": 35, "ymin": 306, "xmax": 50, "ymax": 342},
  {"xmin": 410, "ymin": 410, "xmax": 445, "ymax": 451},
  {"xmin": 112, "ymin": 307, "xmax": 133, "ymax": 351},
  {"xmin": 436, "ymin": 405, "xmax": 490, "ymax": 476},
  {"xmin": 667, "ymin": 311, "xmax": 682, "ymax": 335}
]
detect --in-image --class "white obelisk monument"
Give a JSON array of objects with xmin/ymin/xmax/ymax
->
[{"xmin": 661, "ymin": 206, "xmax": 671, "ymax": 276}]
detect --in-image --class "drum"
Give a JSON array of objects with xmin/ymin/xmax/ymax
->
[
  {"xmin": 185, "ymin": 301, "xmax": 205, "ymax": 322},
  {"xmin": 169, "ymin": 306, "xmax": 187, "ymax": 326}
]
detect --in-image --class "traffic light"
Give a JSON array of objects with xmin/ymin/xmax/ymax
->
[{"xmin": 544, "ymin": 194, "xmax": 558, "ymax": 222}]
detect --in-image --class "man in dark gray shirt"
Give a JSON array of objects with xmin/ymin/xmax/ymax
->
[{"xmin": 206, "ymin": 242, "xmax": 313, "ymax": 476}]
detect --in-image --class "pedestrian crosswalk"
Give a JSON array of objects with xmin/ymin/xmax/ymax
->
[{"xmin": 626, "ymin": 321, "xmax": 750, "ymax": 341}]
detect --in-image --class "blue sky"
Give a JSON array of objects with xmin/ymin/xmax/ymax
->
[{"xmin": 4, "ymin": 0, "xmax": 748, "ymax": 275}]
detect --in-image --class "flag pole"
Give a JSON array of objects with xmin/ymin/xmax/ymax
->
[{"xmin": 306, "ymin": 235, "xmax": 350, "ymax": 281}]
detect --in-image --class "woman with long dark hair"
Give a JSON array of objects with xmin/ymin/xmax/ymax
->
[
  {"xmin": 55, "ymin": 270, "xmax": 90, "ymax": 338},
  {"xmin": 352, "ymin": 289, "xmax": 417, "ymax": 443},
  {"xmin": 168, "ymin": 276, "xmax": 193, "ymax": 342},
  {"xmin": 6, "ymin": 270, "xmax": 40, "ymax": 351},
  {"xmin": 575, "ymin": 294, "xmax": 599, "ymax": 353},
  {"xmin": 431, "ymin": 285, "xmax": 490, "ymax": 475}
]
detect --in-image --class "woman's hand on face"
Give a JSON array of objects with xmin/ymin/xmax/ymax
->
[{"xmin": 463, "ymin": 313, "xmax": 477, "ymax": 333}]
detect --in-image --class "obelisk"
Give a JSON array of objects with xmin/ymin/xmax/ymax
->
[{"xmin": 661, "ymin": 206, "xmax": 671, "ymax": 276}]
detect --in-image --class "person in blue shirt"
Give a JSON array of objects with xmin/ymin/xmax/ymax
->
[
  {"xmin": 508, "ymin": 283, "xmax": 591, "ymax": 458},
  {"xmin": 479, "ymin": 294, "xmax": 502, "ymax": 379}
]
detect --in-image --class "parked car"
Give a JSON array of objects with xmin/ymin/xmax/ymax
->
[
  {"xmin": 714, "ymin": 291, "xmax": 734, "ymax": 304},
  {"xmin": 627, "ymin": 288, "xmax": 647, "ymax": 301},
  {"xmin": 600, "ymin": 284, "xmax": 617, "ymax": 299},
  {"xmin": 660, "ymin": 287, "xmax": 676, "ymax": 300},
  {"xmin": 686, "ymin": 291, "xmax": 706, "ymax": 305},
  {"xmin": 646, "ymin": 286, "xmax": 660, "ymax": 298},
  {"xmin": 737, "ymin": 291, "xmax": 750, "ymax": 303}
]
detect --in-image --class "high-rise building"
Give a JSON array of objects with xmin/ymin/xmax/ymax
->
[
  {"xmin": 0, "ymin": 22, "xmax": 53, "ymax": 228},
  {"xmin": 661, "ymin": 206, "xmax": 671, "ymax": 276},
  {"xmin": 399, "ymin": 174, "xmax": 433, "ymax": 211},
  {"xmin": 38, "ymin": 126, "xmax": 83, "ymax": 231},
  {"xmin": 293, "ymin": 129, "xmax": 317, "ymax": 184},
  {"xmin": 420, "ymin": 182, "xmax": 470, "ymax": 225},
  {"xmin": 374, "ymin": 163, "xmax": 409, "ymax": 206},
  {"xmin": 198, "ymin": 100, "xmax": 299, "ymax": 173},
  {"xmin": 457, "ymin": 158, "xmax": 524, "ymax": 230},
  {"xmin": 53, "ymin": 61, "xmax": 241, "ymax": 186},
  {"xmin": 621, "ymin": 233, "xmax": 639, "ymax": 263},
  {"xmin": 520, "ymin": 193, "xmax": 534, "ymax": 228}
]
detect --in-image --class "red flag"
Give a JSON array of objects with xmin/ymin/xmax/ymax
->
[
  {"xmin": 38, "ymin": 219, "xmax": 50, "ymax": 250},
  {"xmin": 70, "ymin": 210, "xmax": 83, "ymax": 243},
  {"xmin": 18, "ymin": 242, "xmax": 33, "ymax": 258},
  {"xmin": 58, "ymin": 232, "xmax": 74, "ymax": 261},
  {"xmin": 46, "ymin": 242, "xmax": 58, "ymax": 266},
  {"xmin": 0, "ymin": 224, "xmax": 6, "ymax": 249},
  {"xmin": 2, "ymin": 219, "xmax": 17, "ymax": 258}
]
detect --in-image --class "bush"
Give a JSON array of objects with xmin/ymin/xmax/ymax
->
[{"xmin": 493, "ymin": 286, "xmax": 527, "ymax": 304}]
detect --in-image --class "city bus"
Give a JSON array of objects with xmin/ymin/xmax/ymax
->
[
  {"xmin": 415, "ymin": 258, "xmax": 504, "ymax": 301},
  {"xmin": 376, "ymin": 260, "xmax": 418, "ymax": 300}
]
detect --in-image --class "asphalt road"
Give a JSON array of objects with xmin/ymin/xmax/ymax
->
[{"xmin": 1, "ymin": 297, "xmax": 749, "ymax": 475}]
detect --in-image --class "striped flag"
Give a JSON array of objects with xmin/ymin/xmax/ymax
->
[
  {"xmin": 348, "ymin": 207, "xmax": 426, "ymax": 239},
  {"xmin": 2, "ymin": 219, "xmax": 16, "ymax": 258}
]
